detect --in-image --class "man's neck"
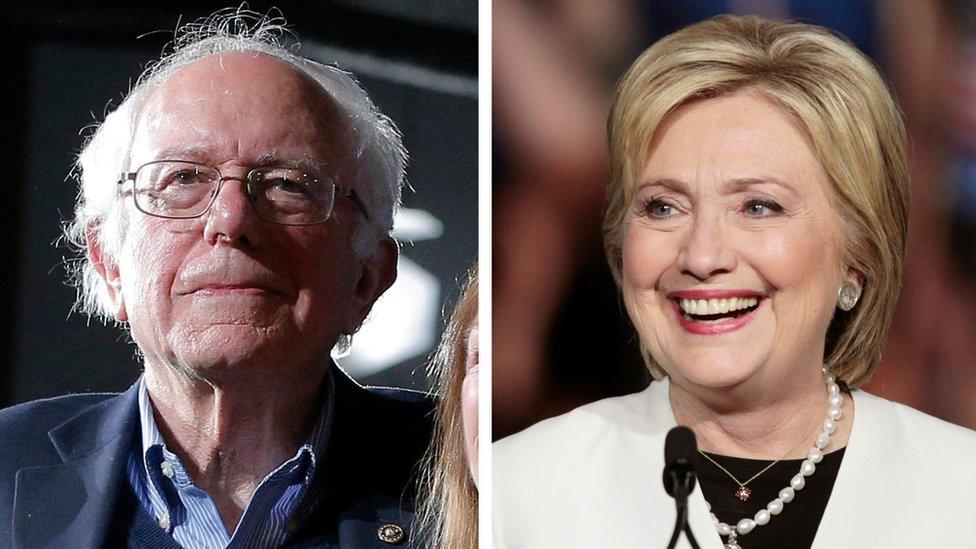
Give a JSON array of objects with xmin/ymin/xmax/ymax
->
[{"xmin": 143, "ymin": 362, "xmax": 328, "ymax": 533}]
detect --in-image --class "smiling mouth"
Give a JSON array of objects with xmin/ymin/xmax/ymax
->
[{"xmin": 676, "ymin": 296, "xmax": 761, "ymax": 322}]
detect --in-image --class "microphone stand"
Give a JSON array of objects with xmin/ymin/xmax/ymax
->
[
  {"xmin": 663, "ymin": 426, "xmax": 701, "ymax": 549},
  {"xmin": 665, "ymin": 466, "xmax": 700, "ymax": 549}
]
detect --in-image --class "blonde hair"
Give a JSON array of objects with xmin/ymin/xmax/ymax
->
[
  {"xmin": 415, "ymin": 265, "xmax": 479, "ymax": 547},
  {"xmin": 604, "ymin": 15, "xmax": 909, "ymax": 388}
]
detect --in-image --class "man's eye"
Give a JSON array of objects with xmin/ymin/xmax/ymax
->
[
  {"xmin": 270, "ymin": 178, "xmax": 309, "ymax": 195},
  {"xmin": 161, "ymin": 170, "xmax": 208, "ymax": 187}
]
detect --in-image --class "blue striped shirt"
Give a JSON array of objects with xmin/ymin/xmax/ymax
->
[{"xmin": 125, "ymin": 373, "xmax": 334, "ymax": 548}]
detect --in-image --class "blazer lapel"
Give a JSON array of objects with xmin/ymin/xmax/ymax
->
[
  {"xmin": 12, "ymin": 382, "xmax": 140, "ymax": 549},
  {"xmin": 643, "ymin": 381, "xmax": 725, "ymax": 549},
  {"xmin": 810, "ymin": 388, "xmax": 873, "ymax": 548}
]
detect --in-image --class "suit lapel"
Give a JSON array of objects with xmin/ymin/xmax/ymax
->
[
  {"xmin": 12, "ymin": 382, "xmax": 140, "ymax": 549},
  {"xmin": 287, "ymin": 366, "xmax": 427, "ymax": 548}
]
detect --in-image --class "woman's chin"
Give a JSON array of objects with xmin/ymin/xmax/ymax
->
[{"xmin": 667, "ymin": 360, "xmax": 762, "ymax": 391}]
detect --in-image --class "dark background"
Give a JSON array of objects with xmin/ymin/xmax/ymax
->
[{"xmin": 0, "ymin": 0, "xmax": 477, "ymax": 407}]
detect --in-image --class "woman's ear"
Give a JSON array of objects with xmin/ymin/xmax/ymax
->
[
  {"xmin": 86, "ymin": 226, "xmax": 127, "ymax": 322},
  {"xmin": 844, "ymin": 267, "xmax": 865, "ymax": 293}
]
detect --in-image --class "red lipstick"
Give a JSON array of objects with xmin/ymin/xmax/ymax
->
[{"xmin": 666, "ymin": 290, "xmax": 765, "ymax": 335}]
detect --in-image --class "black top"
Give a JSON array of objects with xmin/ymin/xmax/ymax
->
[{"xmin": 695, "ymin": 448, "xmax": 846, "ymax": 549}]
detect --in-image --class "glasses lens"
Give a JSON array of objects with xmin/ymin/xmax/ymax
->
[
  {"xmin": 250, "ymin": 168, "xmax": 336, "ymax": 225},
  {"xmin": 134, "ymin": 161, "xmax": 219, "ymax": 218}
]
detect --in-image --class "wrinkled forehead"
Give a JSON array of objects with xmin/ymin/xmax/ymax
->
[{"xmin": 130, "ymin": 51, "xmax": 354, "ymax": 171}]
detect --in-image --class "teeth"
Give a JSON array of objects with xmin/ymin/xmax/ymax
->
[{"xmin": 679, "ymin": 296, "xmax": 758, "ymax": 315}]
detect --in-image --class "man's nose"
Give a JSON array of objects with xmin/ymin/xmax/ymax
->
[
  {"xmin": 676, "ymin": 213, "xmax": 737, "ymax": 280},
  {"xmin": 202, "ymin": 172, "xmax": 261, "ymax": 247}
]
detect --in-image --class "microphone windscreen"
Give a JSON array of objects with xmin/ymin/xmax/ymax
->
[{"xmin": 664, "ymin": 426, "xmax": 698, "ymax": 466}]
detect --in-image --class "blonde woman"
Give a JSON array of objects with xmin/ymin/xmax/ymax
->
[
  {"xmin": 417, "ymin": 267, "xmax": 478, "ymax": 547},
  {"xmin": 494, "ymin": 16, "xmax": 976, "ymax": 548}
]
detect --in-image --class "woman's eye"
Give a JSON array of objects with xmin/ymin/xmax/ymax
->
[
  {"xmin": 744, "ymin": 199, "xmax": 783, "ymax": 217},
  {"xmin": 643, "ymin": 199, "xmax": 675, "ymax": 219}
]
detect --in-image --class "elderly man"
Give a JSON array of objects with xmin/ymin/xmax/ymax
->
[{"xmin": 0, "ymin": 13, "xmax": 434, "ymax": 549}]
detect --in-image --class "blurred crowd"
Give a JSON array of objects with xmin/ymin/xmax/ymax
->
[{"xmin": 493, "ymin": 0, "xmax": 976, "ymax": 438}]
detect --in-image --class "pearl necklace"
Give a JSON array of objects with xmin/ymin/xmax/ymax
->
[{"xmin": 707, "ymin": 367, "xmax": 844, "ymax": 549}]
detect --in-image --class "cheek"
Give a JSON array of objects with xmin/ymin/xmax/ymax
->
[
  {"xmin": 620, "ymin": 223, "xmax": 675, "ymax": 289},
  {"xmin": 120, "ymin": 220, "xmax": 190, "ymax": 313},
  {"xmin": 747, "ymin": 226, "xmax": 842, "ymax": 337},
  {"xmin": 461, "ymin": 368, "xmax": 479, "ymax": 423},
  {"xmin": 749, "ymin": 226, "xmax": 840, "ymax": 294},
  {"xmin": 620, "ymin": 224, "xmax": 676, "ymax": 322},
  {"xmin": 461, "ymin": 367, "xmax": 479, "ymax": 468},
  {"xmin": 280, "ymin": 230, "xmax": 353, "ymax": 326}
]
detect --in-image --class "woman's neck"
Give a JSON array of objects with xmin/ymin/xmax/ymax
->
[{"xmin": 668, "ymin": 374, "xmax": 853, "ymax": 459}]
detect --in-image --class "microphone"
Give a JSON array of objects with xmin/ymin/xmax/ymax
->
[{"xmin": 663, "ymin": 426, "xmax": 700, "ymax": 549}]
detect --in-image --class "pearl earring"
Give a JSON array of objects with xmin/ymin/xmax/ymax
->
[{"xmin": 837, "ymin": 282, "xmax": 860, "ymax": 311}]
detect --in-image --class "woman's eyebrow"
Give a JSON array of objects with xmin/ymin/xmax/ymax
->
[
  {"xmin": 637, "ymin": 177, "xmax": 691, "ymax": 194},
  {"xmin": 722, "ymin": 176, "xmax": 797, "ymax": 194},
  {"xmin": 636, "ymin": 176, "xmax": 799, "ymax": 196}
]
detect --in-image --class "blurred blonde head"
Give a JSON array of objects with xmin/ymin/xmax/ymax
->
[
  {"xmin": 603, "ymin": 15, "xmax": 909, "ymax": 387},
  {"xmin": 415, "ymin": 266, "xmax": 478, "ymax": 548}
]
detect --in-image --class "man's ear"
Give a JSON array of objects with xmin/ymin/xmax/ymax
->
[
  {"xmin": 86, "ymin": 226, "xmax": 127, "ymax": 322},
  {"xmin": 342, "ymin": 236, "xmax": 398, "ymax": 334}
]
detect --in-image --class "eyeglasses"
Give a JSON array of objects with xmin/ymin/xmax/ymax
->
[{"xmin": 118, "ymin": 160, "xmax": 370, "ymax": 226}]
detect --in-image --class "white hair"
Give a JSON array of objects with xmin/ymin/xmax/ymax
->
[{"xmin": 63, "ymin": 8, "xmax": 407, "ymax": 324}]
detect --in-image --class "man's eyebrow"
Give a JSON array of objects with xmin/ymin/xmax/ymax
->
[
  {"xmin": 156, "ymin": 145, "xmax": 212, "ymax": 161},
  {"xmin": 253, "ymin": 152, "xmax": 325, "ymax": 173}
]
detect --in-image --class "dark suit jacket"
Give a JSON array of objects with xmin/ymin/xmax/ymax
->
[{"xmin": 0, "ymin": 367, "xmax": 434, "ymax": 548}]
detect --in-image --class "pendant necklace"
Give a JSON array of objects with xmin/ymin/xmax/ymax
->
[
  {"xmin": 698, "ymin": 422, "xmax": 813, "ymax": 501},
  {"xmin": 700, "ymin": 367, "xmax": 844, "ymax": 548}
]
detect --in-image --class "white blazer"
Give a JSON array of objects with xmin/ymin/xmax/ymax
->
[{"xmin": 493, "ymin": 380, "xmax": 976, "ymax": 548}]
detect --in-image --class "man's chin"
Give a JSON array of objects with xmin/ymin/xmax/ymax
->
[
  {"xmin": 167, "ymin": 353, "xmax": 302, "ymax": 387},
  {"xmin": 168, "ymin": 325, "xmax": 294, "ymax": 374}
]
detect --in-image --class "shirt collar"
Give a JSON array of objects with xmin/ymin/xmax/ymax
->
[{"xmin": 137, "ymin": 368, "xmax": 336, "ymax": 484}]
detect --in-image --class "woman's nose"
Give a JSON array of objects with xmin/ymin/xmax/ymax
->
[{"xmin": 676, "ymin": 214, "xmax": 737, "ymax": 280}]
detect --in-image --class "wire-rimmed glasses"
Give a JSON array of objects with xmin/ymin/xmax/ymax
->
[{"xmin": 118, "ymin": 160, "xmax": 369, "ymax": 226}]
